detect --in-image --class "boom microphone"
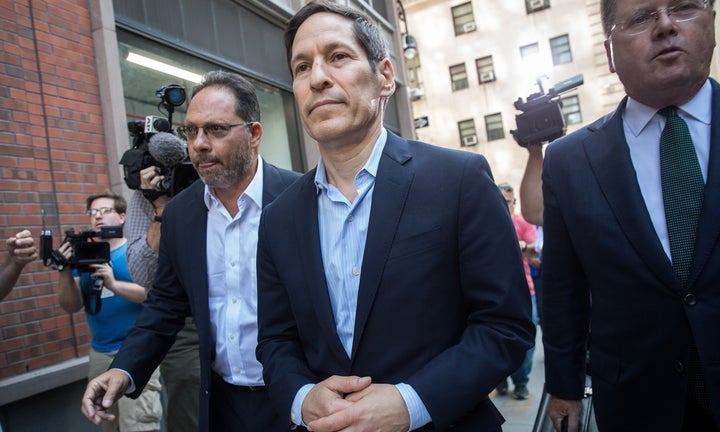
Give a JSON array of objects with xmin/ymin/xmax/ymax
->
[{"xmin": 148, "ymin": 132, "xmax": 187, "ymax": 167}]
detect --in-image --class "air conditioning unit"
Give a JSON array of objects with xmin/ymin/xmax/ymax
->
[
  {"xmin": 462, "ymin": 135, "xmax": 478, "ymax": 146},
  {"xmin": 480, "ymin": 71, "xmax": 495, "ymax": 83},
  {"xmin": 529, "ymin": 0, "xmax": 545, "ymax": 10},
  {"xmin": 409, "ymin": 87, "xmax": 425, "ymax": 100},
  {"xmin": 462, "ymin": 22, "xmax": 477, "ymax": 33}
]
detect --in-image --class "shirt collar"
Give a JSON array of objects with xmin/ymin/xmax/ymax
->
[
  {"xmin": 314, "ymin": 128, "xmax": 387, "ymax": 194},
  {"xmin": 624, "ymin": 79, "xmax": 712, "ymax": 137},
  {"xmin": 203, "ymin": 155, "xmax": 264, "ymax": 210}
]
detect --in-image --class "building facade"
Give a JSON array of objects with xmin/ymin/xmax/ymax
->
[
  {"xmin": 0, "ymin": 0, "xmax": 412, "ymax": 430},
  {"xmin": 402, "ymin": 0, "xmax": 720, "ymax": 188}
]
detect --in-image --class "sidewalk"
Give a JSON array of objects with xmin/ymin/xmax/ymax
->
[{"xmin": 493, "ymin": 328, "xmax": 545, "ymax": 432}]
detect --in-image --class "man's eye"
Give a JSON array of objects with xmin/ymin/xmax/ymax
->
[
  {"xmin": 208, "ymin": 124, "xmax": 225, "ymax": 133},
  {"xmin": 628, "ymin": 12, "xmax": 650, "ymax": 26}
]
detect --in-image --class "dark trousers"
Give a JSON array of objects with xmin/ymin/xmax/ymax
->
[{"xmin": 209, "ymin": 374, "xmax": 287, "ymax": 432}]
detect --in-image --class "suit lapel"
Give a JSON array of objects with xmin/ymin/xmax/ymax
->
[
  {"xmin": 689, "ymin": 78, "xmax": 720, "ymax": 286},
  {"xmin": 351, "ymin": 134, "xmax": 414, "ymax": 359},
  {"xmin": 294, "ymin": 173, "xmax": 351, "ymax": 366},
  {"xmin": 583, "ymin": 101, "xmax": 678, "ymax": 289},
  {"xmin": 261, "ymin": 160, "xmax": 282, "ymax": 208},
  {"xmin": 183, "ymin": 183, "xmax": 211, "ymax": 349}
]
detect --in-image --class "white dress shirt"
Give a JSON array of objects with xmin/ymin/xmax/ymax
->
[{"xmin": 205, "ymin": 157, "xmax": 265, "ymax": 386}]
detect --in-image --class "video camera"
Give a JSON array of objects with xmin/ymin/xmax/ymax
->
[
  {"xmin": 41, "ymin": 225, "xmax": 123, "ymax": 273},
  {"xmin": 119, "ymin": 84, "xmax": 199, "ymax": 199},
  {"xmin": 40, "ymin": 210, "xmax": 123, "ymax": 315},
  {"xmin": 510, "ymin": 74, "xmax": 584, "ymax": 147}
]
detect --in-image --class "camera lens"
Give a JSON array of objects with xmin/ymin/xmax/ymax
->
[{"xmin": 157, "ymin": 85, "xmax": 186, "ymax": 107}]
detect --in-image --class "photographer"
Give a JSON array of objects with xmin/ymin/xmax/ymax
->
[
  {"xmin": 126, "ymin": 165, "xmax": 201, "ymax": 432},
  {"xmin": 56, "ymin": 190, "xmax": 162, "ymax": 432}
]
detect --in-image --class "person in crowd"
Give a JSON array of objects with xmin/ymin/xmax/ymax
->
[
  {"xmin": 255, "ymin": 3, "xmax": 535, "ymax": 431},
  {"xmin": 56, "ymin": 191, "xmax": 162, "ymax": 432},
  {"xmin": 0, "ymin": 229, "xmax": 37, "ymax": 301},
  {"xmin": 79, "ymin": 70, "xmax": 300, "ymax": 432},
  {"xmin": 125, "ymin": 166, "xmax": 200, "ymax": 432},
  {"xmin": 495, "ymin": 183, "xmax": 537, "ymax": 401},
  {"xmin": 542, "ymin": 1, "xmax": 719, "ymax": 430}
]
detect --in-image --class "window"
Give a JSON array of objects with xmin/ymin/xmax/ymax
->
[
  {"xmin": 450, "ymin": 63, "xmax": 469, "ymax": 91},
  {"xmin": 550, "ymin": 34, "xmax": 572, "ymax": 65},
  {"xmin": 485, "ymin": 113, "xmax": 505, "ymax": 141},
  {"xmin": 407, "ymin": 55, "xmax": 424, "ymax": 100},
  {"xmin": 476, "ymin": 56, "xmax": 496, "ymax": 84},
  {"xmin": 458, "ymin": 119, "xmax": 478, "ymax": 146},
  {"xmin": 561, "ymin": 95, "xmax": 582, "ymax": 125},
  {"xmin": 526, "ymin": 0, "xmax": 550, "ymax": 13},
  {"xmin": 117, "ymin": 30, "xmax": 300, "ymax": 170},
  {"xmin": 520, "ymin": 42, "xmax": 539, "ymax": 60},
  {"xmin": 452, "ymin": 2, "xmax": 476, "ymax": 35}
]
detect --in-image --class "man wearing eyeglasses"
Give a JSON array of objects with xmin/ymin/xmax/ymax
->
[
  {"xmin": 56, "ymin": 191, "xmax": 163, "ymax": 432},
  {"xmin": 542, "ymin": 1, "xmax": 719, "ymax": 431},
  {"xmin": 79, "ymin": 71, "xmax": 301, "ymax": 432}
]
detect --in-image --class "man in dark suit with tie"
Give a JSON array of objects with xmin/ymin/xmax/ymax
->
[
  {"xmin": 79, "ymin": 70, "xmax": 300, "ymax": 432},
  {"xmin": 255, "ymin": 3, "xmax": 535, "ymax": 431},
  {"xmin": 542, "ymin": 1, "xmax": 719, "ymax": 431}
]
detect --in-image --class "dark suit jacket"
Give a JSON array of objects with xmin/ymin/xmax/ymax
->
[
  {"xmin": 111, "ymin": 160, "xmax": 300, "ymax": 432},
  {"xmin": 542, "ymin": 78, "xmax": 720, "ymax": 431},
  {"xmin": 256, "ymin": 132, "xmax": 535, "ymax": 431}
]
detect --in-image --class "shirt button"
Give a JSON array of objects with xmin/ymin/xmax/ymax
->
[
  {"xmin": 229, "ymin": 334, "xmax": 235, "ymax": 340},
  {"xmin": 684, "ymin": 293, "xmax": 697, "ymax": 306},
  {"xmin": 674, "ymin": 360, "xmax": 684, "ymax": 373},
  {"xmin": 232, "ymin": 297, "xmax": 237, "ymax": 304},
  {"xmin": 348, "ymin": 215, "xmax": 354, "ymax": 222},
  {"xmin": 230, "ymin": 262, "xmax": 236, "ymax": 267},
  {"xmin": 352, "ymin": 267, "xmax": 360, "ymax": 276}
]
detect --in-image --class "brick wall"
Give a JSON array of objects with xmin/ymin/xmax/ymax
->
[{"xmin": 0, "ymin": 0, "xmax": 110, "ymax": 379}]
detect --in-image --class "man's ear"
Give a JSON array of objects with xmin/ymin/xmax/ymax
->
[
  {"xmin": 604, "ymin": 39, "xmax": 616, "ymax": 74},
  {"xmin": 248, "ymin": 121, "xmax": 263, "ymax": 150},
  {"xmin": 378, "ymin": 58, "xmax": 396, "ymax": 97}
]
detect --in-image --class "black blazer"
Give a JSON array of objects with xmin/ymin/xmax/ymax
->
[
  {"xmin": 111, "ymin": 160, "xmax": 300, "ymax": 432},
  {"xmin": 542, "ymin": 79, "xmax": 720, "ymax": 431},
  {"xmin": 256, "ymin": 132, "xmax": 535, "ymax": 431}
]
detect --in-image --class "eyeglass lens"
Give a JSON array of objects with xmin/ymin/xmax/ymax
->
[{"xmin": 87, "ymin": 207, "xmax": 114, "ymax": 216}]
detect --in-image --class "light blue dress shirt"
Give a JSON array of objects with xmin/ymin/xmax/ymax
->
[
  {"xmin": 623, "ymin": 80, "xmax": 711, "ymax": 260},
  {"xmin": 290, "ymin": 129, "xmax": 432, "ymax": 431}
]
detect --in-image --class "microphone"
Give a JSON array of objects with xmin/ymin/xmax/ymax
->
[{"xmin": 148, "ymin": 132, "xmax": 187, "ymax": 167}]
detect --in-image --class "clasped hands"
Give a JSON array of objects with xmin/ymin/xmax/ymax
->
[{"xmin": 302, "ymin": 375, "xmax": 410, "ymax": 432}]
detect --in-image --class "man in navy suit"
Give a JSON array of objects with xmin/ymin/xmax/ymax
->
[
  {"xmin": 79, "ymin": 71, "xmax": 300, "ymax": 432},
  {"xmin": 542, "ymin": 1, "xmax": 719, "ymax": 431},
  {"xmin": 255, "ymin": 3, "xmax": 535, "ymax": 431}
]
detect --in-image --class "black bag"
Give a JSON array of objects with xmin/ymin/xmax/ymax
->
[{"xmin": 532, "ymin": 376, "xmax": 598, "ymax": 432}]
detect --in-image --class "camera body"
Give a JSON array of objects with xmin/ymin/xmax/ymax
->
[
  {"xmin": 119, "ymin": 84, "xmax": 198, "ymax": 199},
  {"xmin": 510, "ymin": 74, "xmax": 584, "ymax": 147},
  {"xmin": 41, "ymin": 225, "xmax": 123, "ymax": 273}
]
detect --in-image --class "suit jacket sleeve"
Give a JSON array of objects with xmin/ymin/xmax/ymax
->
[
  {"xmin": 111, "ymin": 193, "xmax": 193, "ymax": 396},
  {"xmin": 541, "ymin": 139, "xmax": 592, "ymax": 400}
]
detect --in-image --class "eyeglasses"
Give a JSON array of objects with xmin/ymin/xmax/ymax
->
[
  {"xmin": 610, "ymin": 0, "xmax": 710, "ymax": 36},
  {"xmin": 86, "ymin": 207, "xmax": 116, "ymax": 217},
  {"xmin": 176, "ymin": 122, "xmax": 254, "ymax": 141}
]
